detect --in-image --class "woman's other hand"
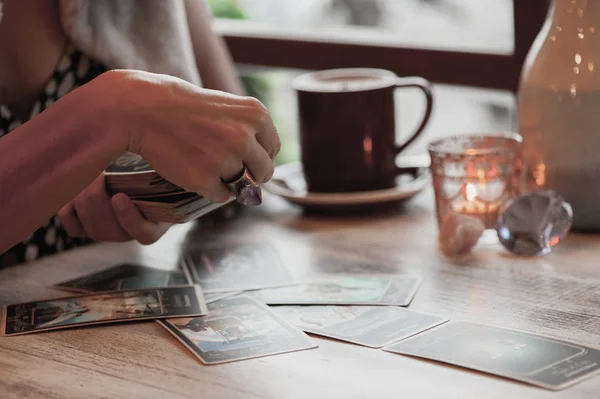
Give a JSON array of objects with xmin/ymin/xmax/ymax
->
[{"xmin": 57, "ymin": 175, "xmax": 171, "ymax": 244}]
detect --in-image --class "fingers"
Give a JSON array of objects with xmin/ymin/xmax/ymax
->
[
  {"xmin": 256, "ymin": 119, "xmax": 280, "ymax": 161},
  {"xmin": 250, "ymin": 100, "xmax": 281, "ymax": 161},
  {"xmin": 204, "ymin": 175, "xmax": 235, "ymax": 203},
  {"xmin": 57, "ymin": 201, "xmax": 86, "ymax": 237},
  {"xmin": 111, "ymin": 194, "xmax": 169, "ymax": 245},
  {"xmin": 149, "ymin": 144, "xmax": 234, "ymax": 204},
  {"xmin": 219, "ymin": 154, "xmax": 245, "ymax": 183},
  {"xmin": 216, "ymin": 135, "xmax": 272, "ymax": 204},
  {"xmin": 242, "ymin": 138, "xmax": 274, "ymax": 184},
  {"xmin": 71, "ymin": 176, "xmax": 131, "ymax": 241},
  {"xmin": 58, "ymin": 175, "xmax": 169, "ymax": 245}
]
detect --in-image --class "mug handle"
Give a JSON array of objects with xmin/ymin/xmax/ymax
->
[{"xmin": 393, "ymin": 77, "xmax": 434, "ymax": 162}]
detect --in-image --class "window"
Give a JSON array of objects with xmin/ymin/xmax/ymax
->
[
  {"xmin": 208, "ymin": 0, "xmax": 549, "ymax": 164},
  {"xmin": 214, "ymin": 0, "xmax": 514, "ymax": 53}
]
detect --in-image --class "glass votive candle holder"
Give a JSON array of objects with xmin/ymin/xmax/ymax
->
[{"xmin": 428, "ymin": 132, "xmax": 523, "ymax": 231}]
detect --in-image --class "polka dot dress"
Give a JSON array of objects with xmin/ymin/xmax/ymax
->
[{"xmin": 0, "ymin": 44, "xmax": 107, "ymax": 268}]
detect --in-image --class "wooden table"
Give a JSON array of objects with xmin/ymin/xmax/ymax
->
[{"xmin": 1, "ymin": 187, "xmax": 599, "ymax": 399}]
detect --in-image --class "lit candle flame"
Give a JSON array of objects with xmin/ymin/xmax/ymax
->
[
  {"xmin": 466, "ymin": 183, "xmax": 477, "ymax": 201},
  {"xmin": 534, "ymin": 163, "xmax": 546, "ymax": 187}
]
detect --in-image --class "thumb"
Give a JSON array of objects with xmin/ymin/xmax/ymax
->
[{"xmin": 111, "ymin": 193, "xmax": 162, "ymax": 245}]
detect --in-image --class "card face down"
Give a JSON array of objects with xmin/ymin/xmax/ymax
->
[
  {"xmin": 54, "ymin": 264, "xmax": 189, "ymax": 293},
  {"xmin": 274, "ymin": 305, "xmax": 448, "ymax": 348},
  {"xmin": 1, "ymin": 285, "xmax": 208, "ymax": 336},
  {"xmin": 159, "ymin": 295, "xmax": 317, "ymax": 364},
  {"xmin": 383, "ymin": 321, "xmax": 600, "ymax": 391},
  {"xmin": 253, "ymin": 275, "xmax": 421, "ymax": 306},
  {"xmin": 183, "ymin": 243, "xmax": 295, "ymax": 293}
]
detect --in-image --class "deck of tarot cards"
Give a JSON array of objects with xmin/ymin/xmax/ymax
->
[{"xmin": 104, "ymin": 153, "xmax": 233, "ymax": 223}]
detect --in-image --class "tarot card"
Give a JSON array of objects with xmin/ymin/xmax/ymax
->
[
  {"xmin": 274, "ymin": 305, "xmax": 448, "ymax": 348},
  {"xmin": 104, "ymin": 152, "xmax": 154, "ymax": 174},
  {"xmin": 1, "ymin": 285, "xmax": 208, "ymax": 336},
  {"xmin": 183, "ymin": 243, "xmax": 294, "ymax": 293},
  {"xmin": 54, "ymin": 264, "xmax": 189, "ymax": 293},
  {"xmin": 253, "ymin": 275, "xmax": 421, "ymax": 306},
  {"xmin": 383, "ymin": 321, "xmax": 600, "ymax": 390},
  {"xmin": 376, "ymin": 276, "xmax": 422, "ymax": 306},
  {"xmin": 158, "ymin": 295, "xmax": 317, "ymax": 364},
  {"xmin": 203, "ymin": 292, "xmax": 242, "ymax": 304}
]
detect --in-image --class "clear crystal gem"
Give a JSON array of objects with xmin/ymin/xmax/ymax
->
[{"xmin": 496, "ymin": 191, "xmax": 572, "ymax": 256}]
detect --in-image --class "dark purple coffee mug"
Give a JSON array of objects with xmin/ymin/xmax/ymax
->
[{"xmin": 293, "ymin": 68, "xmax": 433, "ymax": 193}]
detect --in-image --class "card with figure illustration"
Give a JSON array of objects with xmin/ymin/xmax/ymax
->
[
  {"xmin": 1, "ymin": 285, "xmax": 208, "ymax": 336},
  {"xmin": 159, "ymin": 295, "xmax": 316, "ymax": 364},
  {"xmin": 54, "ymin": 264, "xmax": 190, "ymax": 293},
  {"xmin": 253, "ymin": 275, "xmax": 421, "ymax": 306},
  {"xmin": 274, "ymin": 305, "xmax": 448, "ymax": 348},
  {"xmin": 183, "ymin": 243, "xmax": 294, "ymax": 293},
  {"xmin": 383, "ymin": 321, "xmax": 600, "ymax": 390}
]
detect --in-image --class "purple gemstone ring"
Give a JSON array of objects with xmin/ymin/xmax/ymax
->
[{"xmin": 222, "ymin": 165, "xmax": 262, "ymax": 206}]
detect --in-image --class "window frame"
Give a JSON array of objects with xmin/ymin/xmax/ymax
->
[{"xmin": 216, "ymin": 0, "xmax": 549, "ymax": 91}]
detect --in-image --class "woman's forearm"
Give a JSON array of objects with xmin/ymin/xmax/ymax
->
[{"xmin": 0, "ymin": 77, "xmax": 125, "ymax": 252}]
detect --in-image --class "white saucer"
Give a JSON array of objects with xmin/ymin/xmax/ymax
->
[{"xmin": 263, "ymin": 160, "xmax": 431, "ymax": 210}]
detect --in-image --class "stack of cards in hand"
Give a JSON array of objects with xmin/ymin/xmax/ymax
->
[
  {"xmin": 104, "ymin": 152, "xmax": 232, "ymax": 223},
  {"xmin": 2, "ymin": 242, "xmax": 599, "ymax": 391}
]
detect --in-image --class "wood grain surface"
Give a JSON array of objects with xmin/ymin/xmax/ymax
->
[{"xmin": 0, "ymin": 186, "xmax": 599, "ymax": 399}]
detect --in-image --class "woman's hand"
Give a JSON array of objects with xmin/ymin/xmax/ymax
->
[
  {"xmin": 0, "ymin": 69, "xmax": 279, "ymax": 253},
  {"xmin": 97, "ymin": 70, "xmax": 281, "ymax": 203},
  {"xmin": 57, "ymin": 175, "xmax": 171, "ymax": 245}
]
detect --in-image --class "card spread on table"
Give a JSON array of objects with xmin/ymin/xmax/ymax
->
[
  {"xmin": 183, "ymin": 243, "xmax": 295, "ymax": 293},
  {"xmin": 159, "ymin": 295, "xmax": 317, "ymax": 364},
  {"xmin": 383, "ymin": 321, "xmax": 600, "ymax": 390},
  {"xmin": 203, "ymin": 292, "xmax": 242, "ymax": 304},
  {"xmin": 253, "ymin": 275, "xmax": 421, "ymax": 306},
  {"xmin": 274, "ymin": 305, "xmax": 448, "ymax": 348},
  {"xmin": 1, "ymin": 285, "xmax": 208, "ymax": 336},
  {"xmin": 104, "ymin": 152, "xmax": 231, "ymax": 223},
  {"xmin": 54, "ymin": 264, "xmax": 190, "ymax": 293}
]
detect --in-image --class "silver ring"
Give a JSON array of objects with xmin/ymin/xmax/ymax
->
[{"xmin": 222, "ymin": 165, "xmax": 262, "ymax": 206}]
